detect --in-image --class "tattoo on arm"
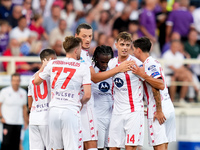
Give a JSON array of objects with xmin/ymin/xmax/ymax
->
[{"xmin": 152, "ymin": 87, "xmax": 162, "ymax": 111}]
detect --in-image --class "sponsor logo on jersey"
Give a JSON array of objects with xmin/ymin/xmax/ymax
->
[
  {"xmin": 114, "ymin": 78, "xmax": 124, "ymax": 88},
  {"xmin": 99, "ymin": 82, "xmax": 110, "ymax": 92},
  {"xmin": 151, "ymin": 72, "xmax": 160, "ymax": 78},
  {"xmin": 148, "ymin": 65, "xmax": 157, "ymax": 72}
]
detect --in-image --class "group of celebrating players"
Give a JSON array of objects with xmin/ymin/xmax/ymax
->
[{"xmin": 28, "ymin": 23, "xmax": 176, "ymax": 150}]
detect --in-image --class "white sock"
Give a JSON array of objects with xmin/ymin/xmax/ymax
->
[{"xmin": 87, "ymin": 148, "xmax": 98, "ymax": 150}]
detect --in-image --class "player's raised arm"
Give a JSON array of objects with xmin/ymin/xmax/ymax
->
[
  {"xmin": 34, "ymin": 58, "xmax": 50, "ymax": 85},
  {"xmin": 132, "ymin": 63, "xmax": 164, "ymax": 90},
  {"xmin": 91, "ymin": 60, "xmax": 134, "ymax": 83}
]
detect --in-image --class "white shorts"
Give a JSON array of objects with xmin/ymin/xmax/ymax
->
[
  {"xmin": 48, "ymin": 107, "xmax": 82, "ymax": 150},
  {"xmin": 148, "ymin": 111, "xmax": 176, "ymax": 146},
  {"xmin": 29, "ymin": 125, "xmax": 49, "ymax": 150},
  {"xmin": 108, "ymin": 111, "xmax": 144, "ymax": 148},
  {"xmin": 97, "ymin": 118, "xmax": 111, "ymax": 148},
  {"xmin": 81, "ymin": 104, "xmax": 98, "ymax": 142}
]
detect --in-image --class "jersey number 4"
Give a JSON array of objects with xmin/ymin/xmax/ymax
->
[
  {"xmin": 52, "ymin": 67, "xmax": 76, "ymax": 89},
  {"xmin": 127, "ymin": 134, "xmax": 135, "ymax": 143},
  {"xmin": 32, "ymin": 80, "xmax": 48, "ymax": 101}
]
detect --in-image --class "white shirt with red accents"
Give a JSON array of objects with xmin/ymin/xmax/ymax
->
[
  {"xmin": 80, "ymin": 49, "xmax": 92, "ymax": 67},
  {"xmin": 28, "ymin": 73, "xmax": 51, "ymax": 125},
  {"xmin": 108, "ymin": 55, "xmax": 144, "ymax": 114},
  {"xmin": 92, "ymin": 66, "xmax": 113, "ymax": 119},
  {"xmin": 143, "ymin": 56, "xmax": 174, "ymax": 119},
  {"xmin": 39, "ymin": 58, "xmax": 91, "ymax": 112}
]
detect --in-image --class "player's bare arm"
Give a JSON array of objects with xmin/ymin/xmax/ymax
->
[
  {"xmin": 132, "ymin": 63, "xmax": 164, "ymax": 90},
  {"xmin": 91, "ymin": 60, "xmax": 134, "ymax": 83},
  {"xmin": 81, "ymin": 84, "xmax": 91, "ymax": 105},
  {"xmin": 34, "ymin": 58, "xmax": 50, "ymax": 85},
  {"xmin": 23, "ymin": 105, "xmax": 29, "ymax": 129},
  {"xmin": 28, "ymin": 96, "xmax": 33, "ymax": 111},
  {"xmin": 152, "ymin": 87, "xmax": 166, "ymax": 125}
]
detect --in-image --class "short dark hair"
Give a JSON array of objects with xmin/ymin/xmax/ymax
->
[
  {"xmin": 40, "ymin": 49, "xmax": 56, "ymax": 61},
  {"xmin": 116, "ymin": 32, "xmax": 132, "ymax": 42},
  {"xmin": 11, "ymin": 73, "xmax": 20, "ymax": 79},
  {"xmin": 76, "ymin": 23, "xmax": 92, "ymax": 35},
  {"xmin": 18, "ymin": 15, "xmax": 26, "ymax": 22},
  {"xmin": 92, "ymin": 45, "xmax": 114, "ymax": 66},
  {"xmin": 133, "ymin": 37, "xmax": 152, "ymax": 53},
  {"xmin": 63, "ymin": 36, "xmax": 82, "ymax": 53}
]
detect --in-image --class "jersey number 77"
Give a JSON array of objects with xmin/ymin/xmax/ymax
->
[{"xmin": 52, "ymin": 67, "xmax": 76, "ymax": 89}]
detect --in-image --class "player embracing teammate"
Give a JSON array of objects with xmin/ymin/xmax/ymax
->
[{"xmin": 28, "ymin": 23, "xmax": 176, "ymax": 150}]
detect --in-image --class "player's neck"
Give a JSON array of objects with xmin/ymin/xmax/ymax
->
[
  {"xmin": 141, "ymin": 53, "xmax": 150, "ymax": 62},
  {"xmin": 66, "ymin": 54, "xmax": 77, "ymax": 60},
  {"xmin": 118, "ymin": 55, "xmax": 129, "ymax": 63}
]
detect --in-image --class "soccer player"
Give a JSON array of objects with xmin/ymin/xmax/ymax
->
[
  {"xmin": 132, "ymin": 37, "xmax": 176, "ymax": 150},
  {"xmin": 75, "ymin": 23, "xmax": 133, "ymax": 150},
  {"xmin": 34, "ymin": 36, "xmax": 91, "ymax": 150},
  {"xmin": 107, "ymin": 32, "xmax": 144, "ymax": 150},
  {"xmin": 92, "ymin": 45, "xmax": 114, "ymax": 150},
  {"xmin": 28, "ymin": 49, "xmax": 57, "ymax": 150}
]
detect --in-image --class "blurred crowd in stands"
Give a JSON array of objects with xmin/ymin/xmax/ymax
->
[{"xmin": 0, "ymin": 0, "xmax": 200, "ymax": 102}]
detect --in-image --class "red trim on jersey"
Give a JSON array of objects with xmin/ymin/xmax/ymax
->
[
  {"xmin": 81, "ymin": 49, "xmax": 88, "ymax": 52},
  {"xmin": 39, "ymin": 76, "xmax": 44, "ymax": 81},
  {"xmin": 28, "ymin": 95, "xmax": 32, "ymax": 97},
  {"xmin": 143, "ymin": 81, "xmax": 149, "ymax": 118},
  {"xmin": 125, "ymin": 73, "xmax": 134, "ymax": 112}
]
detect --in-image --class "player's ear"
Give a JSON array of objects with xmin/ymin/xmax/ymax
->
[{"xmin": 75, "ymin": 33, "xmax": 77, "ymax": 37}]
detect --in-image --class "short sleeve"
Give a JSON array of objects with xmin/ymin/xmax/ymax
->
[
  {"xmin": 22, "ymin": 90, "xmax": 28, "ymax": 105},
  {"xmin": 166, "ymin": 12, "xmax": 174, "ymax": 26},
  {"xmin": 82, "ymin": 64, "xmax": 91, "ymax": 85},
  {"xmin": 39, "ymin": 61, "xmax": 52, "ymax": 80},
  {"xmin": 28, "ymin": 80, "xmax": 33, "ymax": 97},
  {"xmin": 145, "ymin": 62, "xmax": 161, "ymax": 79},
  {"xmin": 108, "ymin": 59, "xmax": 115, "ymax": 70}
]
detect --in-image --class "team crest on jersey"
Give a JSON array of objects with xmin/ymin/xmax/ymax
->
[
  {"xmin": 80, "ymin": 57, "xmax": 85, "ymax": 63},
  {"xmin": 114, "ymin": 78, "xmax": 124, "ymax": 88},
  {"xmin": 99, "ymin": 82, "xmax": 110, "ymax": 92}
]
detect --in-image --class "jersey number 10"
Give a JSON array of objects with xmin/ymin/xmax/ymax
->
[{"xmin": 32, "ymin": 80, "xmax": 48, "ymax": 101}]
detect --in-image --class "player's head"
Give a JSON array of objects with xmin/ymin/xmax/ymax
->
[
  {"xmin": 132, "ymin": 37, "xmax": 152, "ymax": 58},
  {"xmin": 63, "ymin": 36, "xmax": 82, "ymax": 60},
  {"xmin": 40, "ymin": 49, "xmax": 57, "ymax": 62},
  {"xmin": 92, "ymin": 45, "xmax": 113, "ymax": 72},
  {"xmin": 75, "ymin": 23, "xmax": 93, "ymax": 50},
  {"xmin": 11, "ymin": 73, "xmax": 20, "ymax": 91},
  {"xmin": 115, "ymin": 32, "xmax": 132, "ymax": 58}
]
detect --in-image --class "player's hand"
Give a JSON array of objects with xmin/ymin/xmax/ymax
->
[
  {"xmin": 132, "ymin": 63, "xmax": 146, "ymax": 78},
  {"xmin": 118, "ymin": 60, "xmax": 135, "ymax": 72},
  {"xmin": 153, "ymin": 111, "xmax": 166, "ymax": 125},
  {"xmin": 42, "ymin": 58, "xmax": 51, "ymax": 67}
]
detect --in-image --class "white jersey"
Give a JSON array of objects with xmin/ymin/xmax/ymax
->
[
  {"xmin": 143, "ymin": 56, "xmax": 175, "ymax": 119},
  {"xmin": 0, "ymin": 86, "xmax": 27, "ymax": 125},
  {"xmin": 28, "ymin": 73, "xmax": 51, "ymax": 125},
  {"xmin": 108, "ymin": 55, "xmax": 144, "ymax": 114},
  {"xmin": 80, "ymin": 49, "xmax": 92, "ymax": 67},
  {"xmin": 39, "ymin": 58, "xmax": 91, "ymax": 112},
  {"xmin": 92, "ymin": 66, "xmax": 113, "ymax": 119}
]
